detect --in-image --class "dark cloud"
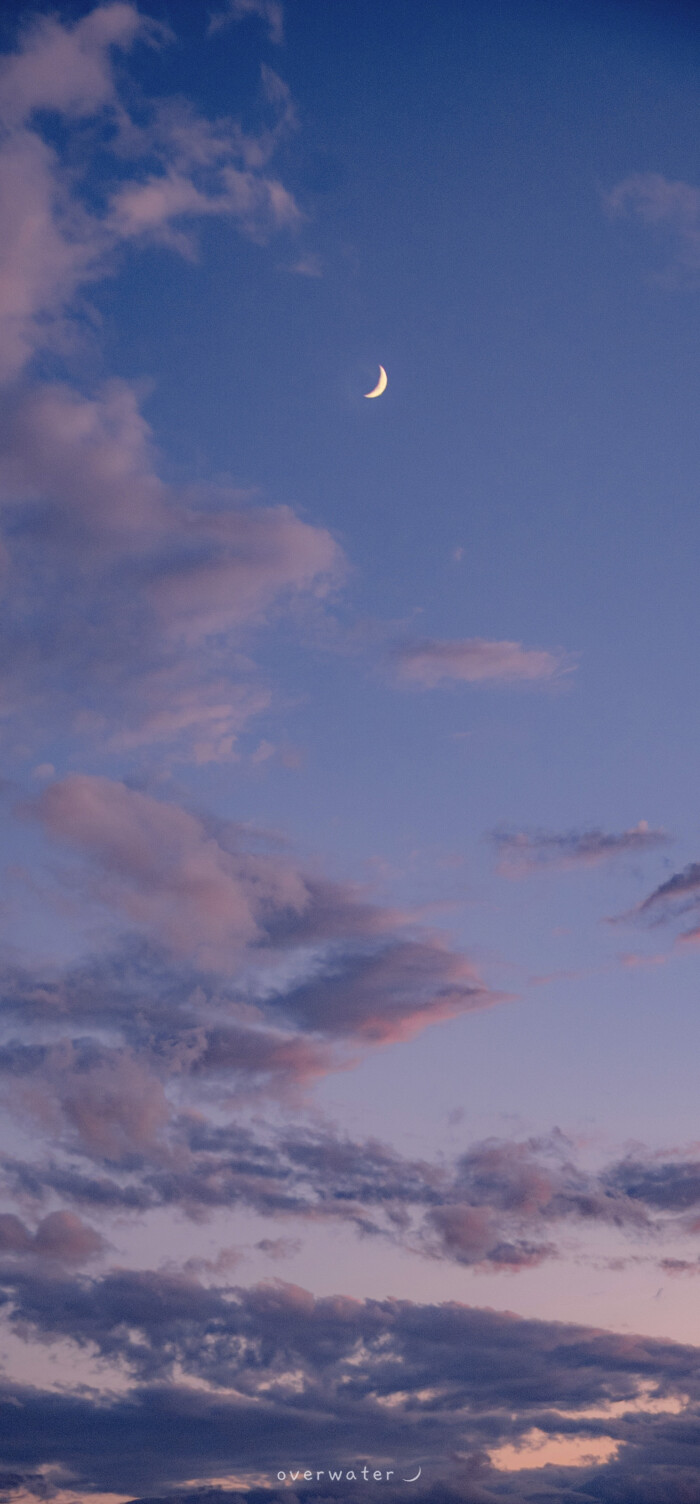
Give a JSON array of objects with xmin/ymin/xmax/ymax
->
[
  {"xmin": 637, "ymin": 863, "xmax": 700, "ymax": 922},
  {"xmin": 1, "ymin": 1275, "xmax": 700, "ymax": 1500},
  {"xmin": 6, "ymin": 1123, "xmax": 700, "ymax": 1276},
  {"xmin": 613, "ymin": 861, "xmax": 700, "ymax": 940},
  {"xmin": 492, "ymin": 822, "xmax": 669, "ymax": 875},
  {"xmin": 604, "ymin": 1156, "xmax": 700, "ymax": 1214}
]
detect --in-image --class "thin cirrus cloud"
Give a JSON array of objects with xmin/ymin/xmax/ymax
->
[
  {"xmin": 391, "ymin": 636, "xmax": 572, "ymax": 688},
  {"xmin": 491, "ymin": 821, "xmax": 669, "ymax": 875}
]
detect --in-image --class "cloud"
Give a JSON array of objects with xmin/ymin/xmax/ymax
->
[
  {"xmin": 210, "ymin": 0, "xmax": 285, "ymax": 46},
  {"xmin": 0, "ymin": 777, "xmax": 504, "ymax": 1174},
  {"xmin": 603, "ymin": 1154, "xmax": 700, "ymax": 1216},
  {"xmin": 0, "ymin": 6, "xmax": 299, "ymax": 384},
  {"xmin": 0, "ymin": 1210, "xmax": 103, "ymax": 1262},
  {"xmin": 22, "ymin": 776, "xmax": 498, "ymax": 1038},
  {"xmin": 391, "ymin": 637, "xmax": 571, "ymax": 688},
  {"xmin": 607, "ymin": 172, "xmax": 700, "ymax": 277},
  {"xmin": 3, "ymin": 1093, "xmax": 694, "ymax": 1271},
  {"xmin": 0, "ymin": 382, "xmax": 341, "ymax": 760},
  {"xmin": 0, "ymin": 1272, "xmax": 700, "ymax": 1499},
  {"xmin": 491, "ymin": 821, "xmax": 669, "ymax": 875},
  {"xmin": 0, "ymin": 8, "xmax": 326, "ymax": 769},
  {"xmin": 616, "ymin": 862, "xmax": 700, "ymax": 940},
  {"xmin": 28, "ymin": 776, "xmax": 314, "ymax": 961}
]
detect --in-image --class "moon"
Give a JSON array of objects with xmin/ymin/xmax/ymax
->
[
  {"xmin": 364, "ymin": 365, "xmax": 387, "ymax": 399},
  {"xmin": 402, "ymin": 1469, "xmax": 422, "ymax": 1483}
]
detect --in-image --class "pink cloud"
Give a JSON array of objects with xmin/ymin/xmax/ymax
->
[
  {"xmin": 606, "ymin": 172, "xmax": 700, "ymax": 275},
  {"xmin": 392, "ymin": 637, "xmax": 571, "ymax": 688},
  {"xmin": 0, "ymin": 1209, "xmax": 103, "ymax": 1262},
  {"xmin": 0, "ymin": 5, "xmax": 160, "ymax": 128},
  {"xmin": 29, "ymin": 775, "xmax": 312, "ymax": 961},
  {"xmin": 21, "ymin": 776, "xmax": 499, "ymax": 1065},
  {"xmin": 0, "ymin": 382, "xmax": 166, "ymax": 546},
  {"xmin": 0, "ymin": 383, "xmax": 341, "ymax": 759},
  {"xmin": 0, "ymin": 7, "xmax": 300, "ymax": 383},
  {"xmin": 278, "ymin": 937, "xmax": 496, "ymax": 1043}
]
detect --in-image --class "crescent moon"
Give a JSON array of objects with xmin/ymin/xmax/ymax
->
[
  {"xmin": 364, "ymin": 365, "xmax": 387, "ymax": 399},
  {"xmin": 402, "ymin": 1469, "xmax": 422, "ymax": 1483}
]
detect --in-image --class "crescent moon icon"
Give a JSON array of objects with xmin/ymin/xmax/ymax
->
[
  {"xmin": 402, "ymin": 1468, "xmax": 422, "ymax": 1483},
  {"xmin": 364, "ymin": 365, "xmax": 387, "ymax": 399}
]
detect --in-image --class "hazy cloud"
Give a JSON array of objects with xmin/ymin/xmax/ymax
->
[
  {"xmin": 492, "ymin": 821, "xmax": 669, "ymax": 875},
  {"xmin": 392, "ymin": 637, "xmax": 571, "ymax": 688},
  {"xmin": 210, "ymin": 0, "xmax": 285, "ymax": 46},
  {"xmin": 607, "ymin": 172, "xmax": 700, "ymax": 277},
  {"xmin": 0, "ymin": 383, "xmax": 341, "ymax": 760}
]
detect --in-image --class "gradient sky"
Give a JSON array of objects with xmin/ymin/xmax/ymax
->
[{"xmin": 4, "ymin": 2, "xmax": 700, "ymax": 1501}]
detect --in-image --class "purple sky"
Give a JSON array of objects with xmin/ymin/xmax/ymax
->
[{"xmin": 3, "ymin": 2, "xmax": 700, "ymax": 1501}]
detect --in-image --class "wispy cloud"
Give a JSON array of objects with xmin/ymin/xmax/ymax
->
[
  {"xmin": 607, "ymin": 171, "xmax": 700, "ymax": 278},
  {"xmin": 0, "ymin": 383, "xmax": 341, "ymax": 761},
  {"xmin": 209, "ymin": 0, "xmax": 285, "ymax": 46},
  {"xmin": 492, "ymin": 821, "xmax": 669, "ymax": 875},
  {"xmin": 615, "ymin": 861, "xmax": 700, "ymax": 940},
  {"xmin": 391, "ymin": 637, "xmax": 572, "ymax": 688},
  {"xmin": 0, "ymin": 5, "xmax": 299, "ymax": 384},
  {"xmin": 0, "ymin": 777, "xmax": 502, "ymax": 1166}
]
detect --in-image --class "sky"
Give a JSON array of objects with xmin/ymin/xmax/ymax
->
[{"xmin": 5, "ymin": 0, "xmax": 700, "ymax": 1500}]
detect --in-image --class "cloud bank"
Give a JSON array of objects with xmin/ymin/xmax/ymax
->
[{"xmin": 0, "ymin": 1271, "xmax": 699, "ymax": 1501}]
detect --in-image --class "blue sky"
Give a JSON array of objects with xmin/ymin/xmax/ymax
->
[{"xmin": 4, "ymin": 2, "xmax": 700, "ymax": 1501}]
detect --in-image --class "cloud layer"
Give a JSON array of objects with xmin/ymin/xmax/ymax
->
[{"xmin": 1, "ymin": 1270, "xmax": 699, "ymax": 1501}]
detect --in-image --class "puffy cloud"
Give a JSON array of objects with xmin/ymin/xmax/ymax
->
[
  {"xmin": 0, "ymin": 381, "xmax": 166, "ymax": 547},
  {"xmin": 491, "ymin": 821, "xmax": 669, "ymax": 875},
  {"xmin": 0, "ymin": 1209, "xmax": 103, "ymax": 1262},
  {"xmin": 392, "ymin": 637, "xmax": 571, "ymax": 688},
  {"xmin": 0, "ymin": 1273, "xmax": 699, "ymax": 1499},
  {"xmin": 0, "ymin": 6, "xmax": 300, "ymax": 384},
  {"xmin": 0, "ymin": 5, "xmax": 161, "ymax": 128},
  {"xmin": 607, "ymin": 172, "xmax": 700, "ymax": 277},
  {"xmin": 604, "ymin": 1154, "xmax": 700, "ymax": 1215}
]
